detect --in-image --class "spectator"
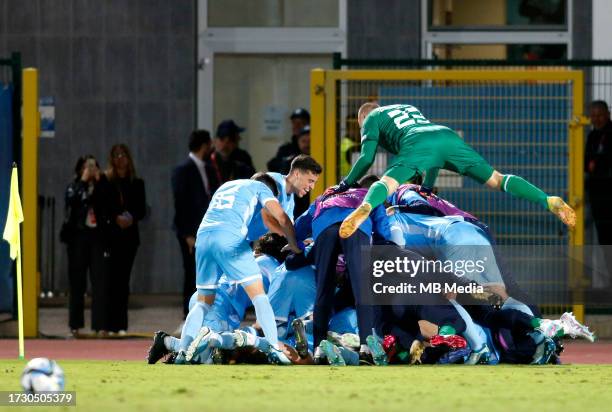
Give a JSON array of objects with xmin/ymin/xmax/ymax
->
[
  {"xmin": 271, "ymin": 125, "xmax": 311, "ymax": 176},
  {"xmin": 585, "ymin": 100, "xmax": 612, "ymax": 248},
  {"xmin": 210, "ymin": 120, "xmax": 255, "ymax": 183},
  {"xmin": 267, "ymin": 108, "xmax": 310, "ymax": 173},
  {"xmin": 105, "ymin": 144, "xmax": 146, "ymax": 334},
  {"xmin": 62, "ymin": 155, "xmax": 118, "ymax": 336},
  {"xmin": 172, "ymin": 130, "xmax": 220, "ymax": 316},
  {"xmin": 340, "ymin": 113, "xmax": 359, "ymax": 177}
]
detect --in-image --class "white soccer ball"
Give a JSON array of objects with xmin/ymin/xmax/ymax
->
[{"xmin": 20, "ymin": 358, "xmax": 65, "ymax": 393}]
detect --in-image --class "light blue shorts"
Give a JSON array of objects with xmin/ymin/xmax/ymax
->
[{"xmin": 195, "ymin": 230, "xmax": 262, "ymax": 294}]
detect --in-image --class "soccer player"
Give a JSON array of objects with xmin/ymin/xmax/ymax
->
[
  {"xmin": 268, "ymin": 246, "xmax": 316, "ymax": 343},
  {"xmin": 147, "ymin": 232, "xmax": 288, "ymax": 364},
  {"xmin": 386, "ymin": 183, "xmax": 537, "ymax": 316},
  {"xmin": 294, "ymin": 177, "xmax": 391, "ymax": 361},
  {"xmin": 248, "ymin": 155, "xmax": 322, "ymax": 240},
  {"xmin": 329, "ymin": 102, "xmax": 576, "ymax": 239},
  {"xmin": 178, "ymin": 173, "xmax": 303, "ymax": 364},
  {"xmin": 466, "ymin": 304, "xmax": 595, "ymax": 364}
]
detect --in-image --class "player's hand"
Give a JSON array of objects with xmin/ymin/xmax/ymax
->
[
  {"xmin": 322, "ymin": 180, "xmax": 350, "ymax": 199},
  {"xmin": 116, "ymin": 214, "xmax": 132, "ymax": 229},
  {"xmin": 81, "ymin": 167, "xmax": 91, "ymax": 182},
  {"xmin": 484, "ymin": 283, "xmax": 509, "ymax": 302},
  {"xmin": 418, "ymin": 186, "xmax": 433, "ymax": 198},
  {"xmin": 282, "ymin": 240, "xmax": 305, "ymax": 254},
  {"xmin": 386, "ymin": 206, "xmax": 397, "ymax": 216}
]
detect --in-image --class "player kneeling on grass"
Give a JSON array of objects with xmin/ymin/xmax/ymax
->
[
  {"xmin": 148, "ymin": 233, "xmax": 295, "ymax": 364},
  {"xmin": 175, "ymin": 173, "xmax": 302, "ymax": 365},
  {"xmin": 267, "ymin": 244, "xmax": 316, "ymax": 358}
]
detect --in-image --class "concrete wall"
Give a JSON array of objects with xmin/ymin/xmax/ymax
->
[
  {"xmin": 0, "ymin": 0, "xmax": 196, "ymax": 293},
  {"xmin": 347, "ymin": 0, "xmax": 421, "ymax": 59},
  {"xmin": 592, "ymin": 0, "xmax": 612, "ymax": 59}
]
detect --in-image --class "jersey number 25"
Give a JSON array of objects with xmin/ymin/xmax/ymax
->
[{"xmin": 387, "ymin": 106, "xmax": 431, "ymax": 129}]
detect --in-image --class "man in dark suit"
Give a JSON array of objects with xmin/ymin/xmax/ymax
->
[{"xmin": 172, "ymin": 130, "xmax": 219, "ymax": 316}]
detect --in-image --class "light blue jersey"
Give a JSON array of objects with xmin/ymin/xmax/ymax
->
[
  {"xmin": 268, "ymin": 262, "xmax": 316, "ymax": 323},
  {"xmin": 198, "ymin": 179, "xmax": 278, "ymax": 238},
  {"xmin": 247, "ymin": 173, "xmax": 295, "ymax": 241},
  {"xmin": 388, "ymin": 213, "xmax": 464, "ymax": 258},
  {"xmin": 255, "ymin": 254, "xmax": 281, "ymax": 281},
  {"xmin": 388, "ymin": 212, "xmax": 504, "ymax": 285},
  {"xmin": 195, "ymin": 180, "xmax": 280, "ymax": 291}
]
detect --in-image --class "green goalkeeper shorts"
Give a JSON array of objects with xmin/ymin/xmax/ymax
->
[{"xmin": 384, "ymin": 128, "xmax": 494, "ymax": 185}]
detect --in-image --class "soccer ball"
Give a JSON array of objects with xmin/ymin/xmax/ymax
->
[{"xmin": 20, "ymin": 358, "xmax": 65, "ymax": 393}]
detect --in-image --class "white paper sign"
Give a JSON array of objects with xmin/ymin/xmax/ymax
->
[
  {"xmin": 39, "ymin": 96, "xmax": 55, "ymax": 138},
  {"xmin": 261, "ymin": 105, "xmax": 285, "ymax": 138}
]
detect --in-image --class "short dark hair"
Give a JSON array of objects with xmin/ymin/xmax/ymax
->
[
  {"xmin": 253, "ymin": 233, "xmax": 288, "ymax": 263},
  {"xmin": 590, "ymin": 100, "xmax": 610, "ymax": 112},
  {"xmin": 289, "ymin": 155, "xmax": 322, "ymax": 175},
  {"xmin": 251, "ymin": 172, "xmax": 279, "ymax": 197},
  {"xmin": 358, "ymin": 174, "xmax": 379, "ymax": 189},
  {"xmin": 189, "ymin": 130, "xmax": 211, "ymax": 152}
]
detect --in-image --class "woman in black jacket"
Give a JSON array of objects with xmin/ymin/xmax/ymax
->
[
  {"xmin": 105, "ymin": 144, "xmax": 146, "ymax": 334},
  {"xmin": 63, "ymin": 155, "xmax": 118, "ymax": 336}
]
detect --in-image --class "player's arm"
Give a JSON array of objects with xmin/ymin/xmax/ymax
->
[
  {"xmin": 343, "ymin": 116, "xmax": 380, "ymax": 185},
  {"xmin": 421, "ymin": 168, "xmax": 439, "ymax": 192},
  {"xmin": 264, "ymin": 199, "xmax": 302, "ymax": 253},
  {"xmin": 261, "ymin": 208, "xmax": 284, "ymax": 236}
]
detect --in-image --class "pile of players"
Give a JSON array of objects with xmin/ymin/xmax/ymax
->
[{"xmin": 147, "ymin": 102, "xmax": 594, "ymax": 366}]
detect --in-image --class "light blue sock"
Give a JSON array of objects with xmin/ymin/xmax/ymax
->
[
  {"xmin": 252, "ymin": 294, "xmax": 278, "ymax": 347},
  {"xmin": 450, "ymin": 299, "xmax": 487, "ymax": 351},
  {"xmin": 253, "ymin": 335, "xmax": 272, "ymax": 353},
  {"xmin": 210, "ymin": 332, "xmax": 236, "ymax": 350},
  {"xmin": 501, "ymin": 297, "xmax": 534, "ymax": 317},
  {"xmin": 178, "ymin": 301, "xmax": 211, "ymax": 351},
  {"xmin": 164, "ymin": 336, "xmax": 181, "ymax": 352}
]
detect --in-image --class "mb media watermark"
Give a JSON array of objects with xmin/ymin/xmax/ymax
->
[
  {"xmin": 359, "ymin": 244, "xmax": 612, "ymax": 306},
  {"xmin": 372, "ymin": 281, "xmax": 484, "ymax": 295}
]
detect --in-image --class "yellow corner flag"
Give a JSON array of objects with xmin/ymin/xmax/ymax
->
[
  {"xmin": 3, "ymin": 164, "xmax": 24, "ymax": 258},
  {"xmin": 2, "ymin": 164, "xmax": 25, "ymax": 359}
]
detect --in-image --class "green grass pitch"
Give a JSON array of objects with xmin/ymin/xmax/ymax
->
[{"xmin": 2, "ymin": 361, "xmax": 612, "ymax": 412}]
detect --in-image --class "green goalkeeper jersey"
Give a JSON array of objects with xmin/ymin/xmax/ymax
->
[{"xmin": 344, "ymin": 104, "xmax": 450, "ymax": 184}]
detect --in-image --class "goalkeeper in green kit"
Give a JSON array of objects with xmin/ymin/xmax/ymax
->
[{"xmin": 325, "ymin": 102, "xmax": 576, "ymax": 239}]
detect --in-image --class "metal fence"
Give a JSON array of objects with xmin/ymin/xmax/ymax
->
[
  {"xmin": 311, "ymin": 66, "xmax": 590, "ymax": 315},
  {"xmin": 333, "ymin": 53, "xmax": 612, "ymax": 112}
]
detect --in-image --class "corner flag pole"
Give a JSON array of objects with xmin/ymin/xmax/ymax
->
[{"xmin": 3, "ymin": 163, "xmax": 25, "ymax": 359}]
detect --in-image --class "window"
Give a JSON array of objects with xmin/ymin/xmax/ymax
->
[
  {"xmin": 208, "ymin": 0, "xmax": 339, "ymax": 27},
  {"xmin": 421, "ymin": 0, "xmax": 572, "ymax": 58},
  {"xmin": 432, "ymin": 44, "xmax": 567, "ymax": 60},
  {"xmin": 428, "ymin": 0, "xmax": 567, "ymax": 30}
]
